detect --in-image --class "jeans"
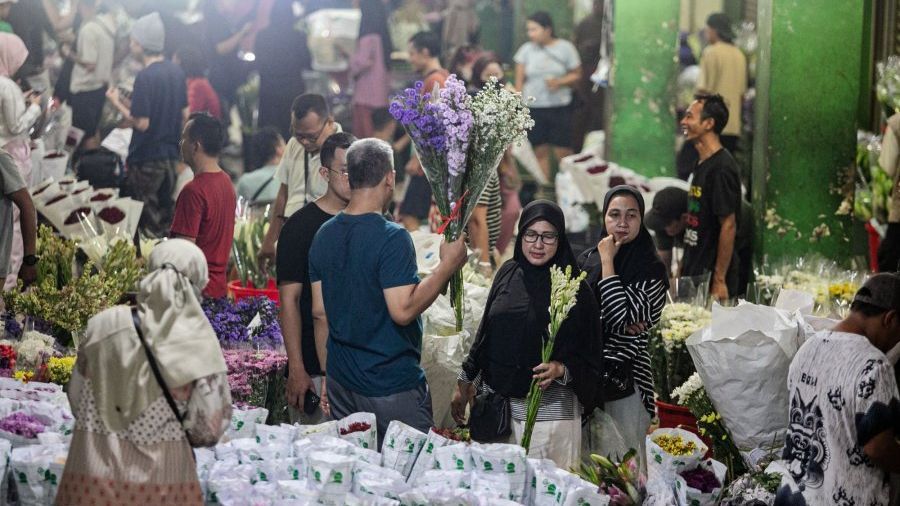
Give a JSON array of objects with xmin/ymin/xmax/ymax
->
[
  {"xmin": 326, "ymin": 378, "xmax": 433, "ymax": 450},
  {"xmin": 124, "ymin": 159, "xmax": 177, "ymax": 237}
]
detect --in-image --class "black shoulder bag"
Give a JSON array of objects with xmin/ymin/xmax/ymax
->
[
  {"xmin": 131, "ymin": 308, "xmax": 196, "ymax": 456},
  {"xmin": 469, "ymin": 389, "xmax": 511, "ymax": 443}
]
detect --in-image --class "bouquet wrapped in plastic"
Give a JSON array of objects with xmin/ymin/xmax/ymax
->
[{"xmin": 391, "ymin": 76, "xmax": 533, "ymax": 331}]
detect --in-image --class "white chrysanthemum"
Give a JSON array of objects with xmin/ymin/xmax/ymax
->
[
  {"xmin": 658, "ymin": 303, "xmax": 711, "ymax": 344},
  {"xmin": 16, "ymin": 331, "xmax": 56, "ymax": 369},
  {"xmin": 671, "ymin": 372, "xmax": 703, "ymax": 405}
]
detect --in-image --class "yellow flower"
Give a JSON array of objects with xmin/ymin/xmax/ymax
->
[
  {"xmin": 14, "ymin": 370, "xmax": 34, "ymax": 383},
  {"xmin": 47, "ymin": 356, "xmax": 76, "ymax": 385},
  {"xmin": 653, "ymin": 434, "xmax": 698, "ymax": 456}
]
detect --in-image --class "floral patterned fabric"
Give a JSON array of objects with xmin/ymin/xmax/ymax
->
[{"xmin": 55, "ymin": 357, "xmax": 231, "ymax": 506}]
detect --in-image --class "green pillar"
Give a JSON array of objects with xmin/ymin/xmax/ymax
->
[
  {"xmin": 607, "ymin": 0, "xmax": 679, "ymax": 177},
  {"xmin": 752, "ymin": 0, "xmax": 864, "ymax": 263}
]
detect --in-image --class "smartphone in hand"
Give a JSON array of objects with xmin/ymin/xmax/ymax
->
[{"xmin": 303, "ymin": 389, "xmax": 321, "ymax": 415}]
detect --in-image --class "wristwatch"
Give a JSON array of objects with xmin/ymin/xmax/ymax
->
[{"xmin": 23, "ymin": 255, "xmax": 38, "ymax": 267}]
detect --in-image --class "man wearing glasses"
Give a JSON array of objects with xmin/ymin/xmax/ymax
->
[
  {"xmin": 276, "ymin": 132, "xmax": 356, "ymax": 424},
  {"xmin": 259, "ymin": 94, "xmax": 342, "ymax": 268}
]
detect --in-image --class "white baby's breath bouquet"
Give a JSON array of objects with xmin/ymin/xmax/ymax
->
[{"xmin": 520, "ymin": 265, "xmax": 586, "ymax": 453}]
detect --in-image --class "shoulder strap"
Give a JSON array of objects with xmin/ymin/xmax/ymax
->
[
  {"xmin": 131, "ymin": 308, "xmax": 184, "ymax": 425},
  {"xmin": 539, "ymin": 43, "xmax": 571, "ymax": 69},
  {"xmin": 251, "ymin": 176, "xmax": 275, "ymax": 205},
  {"xmin": 303, "ymin": 150, "xmax": 310, "ymax": 206}
]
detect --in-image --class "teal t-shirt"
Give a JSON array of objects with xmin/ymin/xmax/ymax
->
[{"xmin": 308, "ymin": 212, "xmax": 424, "ymax": 396}]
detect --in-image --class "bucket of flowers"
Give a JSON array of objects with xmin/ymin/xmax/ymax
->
[
  {"xmin": 203, "ymin": 296, "xmax": 288, "ymax": 424},
  {"xmin": 230, "ymin": 201, "xmax": 278, "ymax": 305},
  {"xmin": 649, "ymin": 302, "xmax": 711, "ymax": 429}
]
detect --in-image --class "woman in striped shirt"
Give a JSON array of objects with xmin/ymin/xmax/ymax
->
[
  {"xmin": 452, "ymin": 200, "xmax": 602, "ymax": 469},
  {"xmin": 579, "ymin": 185, "xmax": 669, "ymax": 465}
]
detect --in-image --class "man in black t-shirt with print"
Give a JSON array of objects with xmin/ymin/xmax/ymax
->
[
  {"xmin": 277, "ymin": 132, "xmax": 356, "ymax": 423},
  {"xmin": 678, "ymin": 93, "xmax": 741, "ymax": 301},
  {"xmin": 646, "ymin": 186, "xmax": 753, "ymax": 296}
]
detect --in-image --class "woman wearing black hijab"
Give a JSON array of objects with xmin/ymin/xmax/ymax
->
[
  {"xmin": 451, "ymin": 200, "xmax": 602, "ymax": 468},
  {"xmin": 578, "ymin": 185, "xmax": 669, "ymax": 464}
]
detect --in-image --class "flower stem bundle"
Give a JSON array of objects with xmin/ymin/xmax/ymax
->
[{"xmin": 520, "ymin": 265, "xmax": 586, "ymax": 452}]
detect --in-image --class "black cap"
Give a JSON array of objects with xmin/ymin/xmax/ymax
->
[
  {"xmin": 645, "ymin": 187, "xmax": 688, "ymax": 233},
  {"xmin": 852, "ymin": 273, "xmax": 900, "ymax": 312}
]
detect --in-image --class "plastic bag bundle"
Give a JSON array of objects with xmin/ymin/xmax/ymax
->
[
  {"xmin": 469, "ymin": 443, "xmax": 528, "ymax": 503},
  {"xmin": 562, "ymin": 476, "xmax": 611, "ymax": 506},
  {"xmin": 555, "ymin": 171, "xmax": 590, "ymax": 233},
  {"xmin": 646, "ymin": 428, "xmax": 708, "ymax": 476},
  {"xmin": 256, "ymin": 424, "xmax": 295, "ymax": 447},
  {"xmin": 420, "ymin": 330, "xmax": 475, "ymax": 429},
  {"xmin": 531, "ymin": 460, "xmax": 574, "ymax": 506},
  {"xmin": 9, "ymin": 443, "xmax": 67, "ymax": 506},
  {"xmin": 0, "ymin": 439, "xmax": 11, "ymax": 504},
  {"xmin": 352, "ymin": 462, "xmax": 409, "ymax": 500},
  {"xmin": 407, "ymin": 428, "xmax": 453, "ymax": 484},
  {"xmin": 674, "ymin": 459, "xmax": 727, "ymax": 506},
  {"xmin": 337, "ymin": 412, "xmax": 378, "ymax": 450},
  {"xmin": 254, "ymin": 458, "xmax": 305, "ymax": 483},
  {"xmin": 226, "ymin": 406, "xmax": 269, "ymax": 440},
  {"xmin": 380, "ymin": 421, "xmax": 427, "ymax": 479},
  {"xmin": 306, "ymin": 452, "xmax": 355, "ymax": 504}
]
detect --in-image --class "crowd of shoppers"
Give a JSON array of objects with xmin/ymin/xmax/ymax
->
[{"xmin": 0, "ymin": 0, "xmax": 773, "ymax": 489}]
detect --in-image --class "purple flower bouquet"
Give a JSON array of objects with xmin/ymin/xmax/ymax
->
[
  {"xmin": 0, "ymin": 412, "xmax": 47, "ymax": 439},
  {"xmin": 390, "ymin": 76, "xmax": 533, "ymax": 330},
  {"xmin": 202, "ymin": 296, "xmax": 283, "ymax": 349},
  {"xmin": 223, "ymin": 349, "xmax": 289, "ymax": 424}
]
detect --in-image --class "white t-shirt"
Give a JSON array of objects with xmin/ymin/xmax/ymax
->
[
  {"xmin": 274, "ymin": 123, "xmax": 342, "ymax": 217},
  {"xmin": 514, "ymin": 40, "xmax": 580, "ymax": 108},
  {"xmin": 70, "ymin": 14, "xmax": 117, "ymax": 94},
  {"xmin": 778, "ymin": 330, "xmax": 899, "ymax": 506}
]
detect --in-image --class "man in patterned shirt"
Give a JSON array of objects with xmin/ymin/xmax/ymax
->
[{"xmin": 776, "ymin": 273, "xmax": 900, "ymax": 506}]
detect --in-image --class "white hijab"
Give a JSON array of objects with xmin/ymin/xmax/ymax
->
[{"xmin": 81, "ymin": 239, "xmax": 227, "ymax": 432}]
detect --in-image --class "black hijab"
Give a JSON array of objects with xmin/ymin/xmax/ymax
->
[
  {"xmin": 462, "ymin": 201, "xmax": 603, "ymax": 411},
  {"xmin": 578, "ymin": 185, "xmax": 670, "ymax": 289}
]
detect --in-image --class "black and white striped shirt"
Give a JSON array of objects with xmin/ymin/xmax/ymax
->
[
  {"xmin": 477, "ymin": 172, "xmax": 502, "ymax": 253},
  {"xmin": 597, "ymin": 275, "xmax": 667, "ymax": 415}
]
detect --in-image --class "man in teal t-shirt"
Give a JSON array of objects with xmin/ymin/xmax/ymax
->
[{"xmin": 309, "ymin": 138, "xmax": 467, "ymax": 446}]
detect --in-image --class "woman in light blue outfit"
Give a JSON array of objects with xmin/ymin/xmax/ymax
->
[{"xmin": 236, "ymin": 127, "xmax": 284, "ymax": 206}]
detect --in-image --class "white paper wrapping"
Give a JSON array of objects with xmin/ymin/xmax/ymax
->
[{"xmin": 686, "ymin": 302, "xmax": 804, "ymax": 451}]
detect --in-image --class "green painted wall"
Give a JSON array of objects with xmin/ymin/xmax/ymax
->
[
  {"xmin": 606, "ymin": 0, "xmax": 679, "ymax": 177},
  {"xmin": 752, "ymin": 0, "xmax": 864, "ymax": 263}
]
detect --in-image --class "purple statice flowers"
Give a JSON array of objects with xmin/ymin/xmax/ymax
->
[
  {"xmin": 0, "ymin": 412, "xmax": 47, "ymax": 439},
  {"xmin": 434, "ymin": 75, "xmax": 473, "ymax": 179},
  {"xmin": 202, "ymin": 297, "xmax": 283, "ymax": 349},
  {"xmin": 389, "ymin": 82, "xmax": 447, "ymax": 154}
]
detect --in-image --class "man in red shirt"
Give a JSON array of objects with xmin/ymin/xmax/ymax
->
[{"xmin": 171, "ymin": 113, "xmax": 236, "ymax": 298}]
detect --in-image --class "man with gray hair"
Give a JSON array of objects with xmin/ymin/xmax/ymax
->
[{"xmin": 308, "ymin": 138, "xmax": 467, "ymax": 445}]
